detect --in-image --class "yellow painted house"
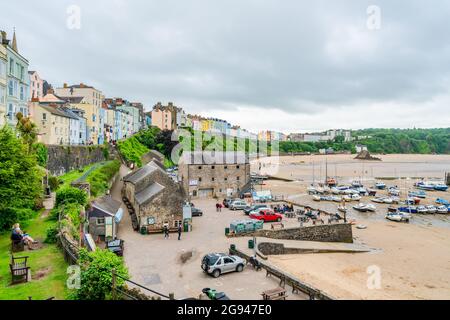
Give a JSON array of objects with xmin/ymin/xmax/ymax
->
[{"xmin": 201, "ymin": 119, "xmax": 210, "ymax": 132}]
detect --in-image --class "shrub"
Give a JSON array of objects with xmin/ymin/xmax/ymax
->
[
  {"xmin": 56, "ymin": 187, "xmax": 88, "ymax": 207},
  {"xmin": 87, "ymin": 160, "xmax": 120, "ymax": 197},
  {"xmin": 48, "ymin": 176, "xmax": 61, "ymax": 191},
  {"xmin": 45, "ymin": 225, "xmax": 59, "ymax": 244},
  {"xmin": 0, "ymin": 208, "xmax": 37, "ymax": 232},
  {"xmin": 33, "ymin": 143, "xmax": 48, "ymax": 167},
  {"xmin": 72, "ymin": 248, "xmax": 129, "ymax": 300},
  {"xmin": 117, "ymin": 136, "xmax": 149, "ymax": 167}
]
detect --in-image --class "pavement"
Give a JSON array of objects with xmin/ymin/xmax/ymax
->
[{"xmin": 111, "ymin": 164, "xmax": 307, "ymax": 300}]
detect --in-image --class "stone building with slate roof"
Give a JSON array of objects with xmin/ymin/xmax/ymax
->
[{"xmin": 123, "ymin": 160, "xmax": 186, "ymax": 233}]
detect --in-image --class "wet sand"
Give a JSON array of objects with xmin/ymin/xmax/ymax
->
[{"xmin": 252, "ymin": 154, "xmax": 450, "ymax": 299}]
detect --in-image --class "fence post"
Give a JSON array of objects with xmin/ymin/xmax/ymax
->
[
  {"xmin": 112, "ymin": 269, "xmax": 117, "ymax": 300},
  {"xmin": 169, "ymin": 293, "xmax": 175, "ymax": 300}
]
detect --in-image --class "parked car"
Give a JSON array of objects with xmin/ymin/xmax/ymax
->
[
  {"xmin": 249, "ymin": 209, "xmax": 283, "ymax": 222},
  {"xmin": 223, "ymin": 198, "xmax": 234, "ymax": 208},
  {"xmin": 244, "ymin": 204, "xmax": 269, "ymax": 215},
  {"xmin": 191, "ymin": 207, "xmax": 203, "ymax": 217},
  {"xmin": 201, "ymin": 253, "xmax": 246, "ymax": 278},
  {"xmin": 229, "ymin": 200, "xmax": 247, "ymax": 210}
]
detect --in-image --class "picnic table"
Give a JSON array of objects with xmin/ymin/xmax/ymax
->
[{"xmin": 261, "ymin": 287, "xmax": 288, "ymax": 300}]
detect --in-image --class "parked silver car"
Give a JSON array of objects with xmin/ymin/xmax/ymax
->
[
  {"xmin": 201, "ymin": 253, "xmax": 246, "ymax": 278},
  {"xmin": 229, "ymin": 200, "xmax": 247, "ymax": 210}
]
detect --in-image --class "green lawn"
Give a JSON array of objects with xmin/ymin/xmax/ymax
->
[
  {"xmin": 58, "ymin": 164, "xmax": 96, "ymax": 188},
  {"xmin": 0, "ymin": 213, "xmax": 69, "ymax": 300}
]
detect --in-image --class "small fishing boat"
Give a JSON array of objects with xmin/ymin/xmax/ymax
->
[
  {"xmin": 437, "ymin": 205, "xmax": 449, "ymax": 214},
  {"xmin": 416, "ymin": 206, "xmax": 428, "ymax": 214},
  {"xmin": 331, "ymin": 196, "xmax": 342, "ymax": 202},
  {"xmin": 353, "ymin": 203, "xmax": 369, "ymax": 212},
  {"xmin": 415, "ymin": 182, "xmax": 435, "ymax": 191},
  {"xmin": 385, "ymin": 211, "xmax": 410, "ymax": 223},
  {"xmin": 371, "ymin": 197, "xmax": 385, "ymax": 204},
  {"xmin": 436, "ymin": 198, "xmax": 449, "ymax": 206},
  {"xmin": 312, "ymin": 195, "xmax": 321, "ymax": 201},
  {"xmin": 331, "ymin": 187, "xmax": 340, "ymax": 195},
  {"xmin": 388, "ymin": 187, "xmax": 400, "ymax": 197},
  {"xmin": 326, "ymin": 178, "xmax": 337, "ymax": 187},
  {"xmin": 307, "ymin": 186, "xmax": 317, "ymax": 195},
  {"xmin": 352, "ymin": 181, "xmax": 364, "ymax": 188},
  {"xmin": 425, "ymin": 205, "xmax": 437, "ymax": 214},
  {"xmin": 365, "ymin": 204, "xmax": 377, "ymax": 212},
  {"xmin": 408, "ymin": 190, "xmax": 427, "ymax": 199},
  {"xmin": 344, "ymin": 194, "xmax": 362, "ymax": 202},
  {"xmin": 434, "ymin": 184, "xmax": 449, "ymax": 192},
  {"xmin": 398, "ymin": 206, "xmax": 418, "ymax": 214},
  {"xmin": 405, "ymin": 197, "xmax": 421, "ymax": 205},
  {"xmin": 375, "ymin": 182, "xmax": 386, "ymax": 190}
]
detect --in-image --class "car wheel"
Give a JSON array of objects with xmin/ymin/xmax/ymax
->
[
  {"xmin": 212, "ymin": 269, "xmax": 221, "ymax": 278},
  {"xmin": 236, "ymin": 264, "xmax": 244, "ymax": 272}
]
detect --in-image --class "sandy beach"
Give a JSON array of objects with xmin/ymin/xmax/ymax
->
[{"xmin": 252, "ymin": 154, "xmax": 450, "ymax": 300}]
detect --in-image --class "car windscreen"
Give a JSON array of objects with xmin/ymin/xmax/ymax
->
[{"xmin": 203, "ymin": 255, "xmax": 219, "ymax": 266}]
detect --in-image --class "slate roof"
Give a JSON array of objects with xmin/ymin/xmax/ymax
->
[
  {"xmin": 135, "ymin": 182, "xmax": 165, "ymax": 205},
  {"xmin": 92, "ymin": 196, "xmax": 122, "ymax": 216},
  {"xmin": 123, "ymin": 160, "xmax": 167, "ymax": 184},
  {"xmin": 40, "ymin": 105, "xmax": 78, "ymax": 119}
]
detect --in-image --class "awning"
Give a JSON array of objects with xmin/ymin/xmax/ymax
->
[{"xmin": 115, "ymin": 208, "xmax": 124, "ymax": 224}]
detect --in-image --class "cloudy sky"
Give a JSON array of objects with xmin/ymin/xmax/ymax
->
[{"xmin": 1, "ymin": 0, "xmax": 450, "ymax": 134}]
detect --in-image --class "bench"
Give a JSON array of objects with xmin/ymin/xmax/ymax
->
[
  {"xmin": 271, "ymin": 222, "xmax": 284, "ymax": 230},
  {"xmin": 11, "ymin": 239, "xmax": 25, "ymax": 253},
  {"xmin": 10, "ymin": 255, "xmax": 30, "ymax": 285},
  {"xmin": 261, "ymin": 287, "xmax": 288, "ymax": 300},
  {"xmin": 266, "ymin": 269, "xmax": 286, "ymax": 288}
]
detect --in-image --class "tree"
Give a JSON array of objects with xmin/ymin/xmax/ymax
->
[
  {"xmin": 15, "ymin": 112, "xmax": 38, "ymax": 153},
  {"xmin": 73, "ymin": 249, "xmax": 129, "ymax": 300},
  {"xmin": 0, "ymin": 125, "xmax": 43, "ymax": 210}
]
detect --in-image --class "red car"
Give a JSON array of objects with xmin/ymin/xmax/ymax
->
[{"xmin": 249, "ymin": 209, "xmax": 283, "ymax": 223}]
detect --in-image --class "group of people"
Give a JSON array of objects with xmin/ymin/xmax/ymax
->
[
  {"xmin": 163, "ymin": 224, "xmax": 183, "ymax": 241},
  {"xmin": 11, "ymin": 223, "xmax": 37, "ymax": 247},
  {"xmin": 215, "ymin": 202, "xmax": 224, "ymax": 212},
  {"xmin": 273, "ymin": 203, "xmax": 294, "ymax": 214}
]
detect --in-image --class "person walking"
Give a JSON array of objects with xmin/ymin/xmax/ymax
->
[
  {"xmin": 178, "ymin": 224, "xmax": 182, "ymax": 240},
  {"xmin": 216, "ymin": 202, "xmax": 220, "ymax": 212},
  {"xmin": 163, "ymin": 225, "xmax": 169, "ymax": 239}
]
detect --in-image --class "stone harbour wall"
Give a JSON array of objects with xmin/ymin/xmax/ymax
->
[
  {"xmin": 230, "ymin": 223, "xmax": 353, "ymax": 243},
  {"xmin": 47, "ymin": 145, "xmax": 113, "ymax": 176}
]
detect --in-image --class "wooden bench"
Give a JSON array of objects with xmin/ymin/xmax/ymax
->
[
  {"xmin": 266, "ymin": 269, "xmax": 286, "ymax": 287},
  {"xmin": 11, "ymin": 239, "xmax": 25, "ymax": 253},
  {"xmin": 271, "ymin": 222, "xmax": 284, "ymax": 230},
  {"xmin": 10, "ymin": 255, "xmax": 30, "ymax": 285},
  {"xmin": 261, "ymin": 287, "xmax": 288, "ymax": 300}
]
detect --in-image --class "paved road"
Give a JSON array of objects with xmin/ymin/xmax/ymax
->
[{"xmin": 111, "ymin": 164, "xmax": 306, "ymax": 300}]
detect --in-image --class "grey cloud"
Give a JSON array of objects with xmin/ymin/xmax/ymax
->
[{"xmin": 1, "ymin": 0, "xmax": 449, "ymax": 129}]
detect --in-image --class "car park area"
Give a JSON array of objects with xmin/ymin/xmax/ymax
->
[{"xmin": 118, "ymin": 198, "xmax": 304, "ymax": 300}]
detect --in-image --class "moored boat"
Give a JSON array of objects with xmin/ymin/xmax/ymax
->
[
  {"xmin": 434, "ymin": 184, "xmax": 449, "ymax": 192},
  {"xmin": 437, "ymin": 205, "xmax": 449, "ymax": 214},
  {"xmin": 385, "ymin": 211, "xmax": 410, "ymax": 223},
  {"xmin": 398, "ymin": 206, "xmax": 418, "ymax": 214},
  {"xmin": 375, "ymin": 182, "xmax": 386, "ymax": 190}
]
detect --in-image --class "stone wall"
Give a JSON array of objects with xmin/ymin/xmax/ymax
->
[
  {"xmin": 230, "ymin": 223, "xmax": 353, "ymax": 243},
  {"xmin": 47, "ymin": 145, "xmax": 113, "ymax": 176}
]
